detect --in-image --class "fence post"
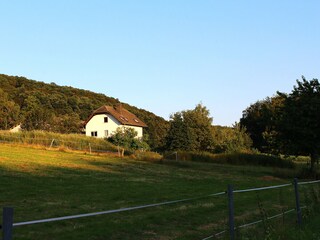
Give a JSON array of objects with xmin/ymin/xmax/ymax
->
[
  {"xmin": 293, "ymin": 178, "xmax": 302, "ymax": 226},
  {"xmin": 89, "ymin": 143, "xmax": 92, "ymax": 154},
  {"xmin": 175, "ymin": 152, "xmax": 178, "ymax": 161},
  {"xmin": 227, "ymin": 185, "xmax": 235, "ymax": 240},
  {"xmin": 2, "ymin": 207, "xmax": 14, "ymax": 240},
  {"xmin": 49, "ymin": 139, "xmax": 55, "ymax": 148}
]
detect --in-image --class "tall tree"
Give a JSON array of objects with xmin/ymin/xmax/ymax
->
[
  {"xmin": 275, "ymin": 77, "xmax": 320, "ymax": 171},
  {"xmin": 21, "ymin": 96, "xmax": 54, "ymax": 131},
  {"xmin": 240, "ymin": 96, "xmax": 284, "ymax": 153},
  {"xmin": 166, "ymin": 112, "xmax": 188, "ymax": 150},
  {"xmin": 166, "ymin": 103, "xmax": 214, "ymax": 151},
  {"xmin": 0, "ymin": 88, "xmax": 20, "ymax": 130},
  {"xmin": 212, "ymin": 123, "xmax": 252, "ymax": 153}
]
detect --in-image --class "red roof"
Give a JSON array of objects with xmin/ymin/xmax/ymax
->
[{"xmin": 85, "ymin": 105, "xmax": 147, "ymax": 128}]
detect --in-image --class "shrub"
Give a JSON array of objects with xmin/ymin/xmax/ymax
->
[
  {"xmin": 0, "ymin": 130, "xmax": 118, "ymax": 153},
  {"xmin": 163, "ymin": 151, "xmax": 295, "ymax": 168},
  {"xmin": 133, "ymin": 151, "xmax": 163, "ymax": 162}
]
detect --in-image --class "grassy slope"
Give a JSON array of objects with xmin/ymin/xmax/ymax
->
[{"xmin": 0, "ymin": 144, "xmax": 318, "ymax": 239}]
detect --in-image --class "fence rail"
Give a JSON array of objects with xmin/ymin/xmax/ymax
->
[
  {"xmin": 12, "ymin": 192, "xmax": 226, "ymax": 227},
  {"xmin": 1, "ymin": 178, "xmax": 320, "ymax": 240},
  {"xmin": 233, "ymin": 183, "xmax": 292, "ymax": 193}
]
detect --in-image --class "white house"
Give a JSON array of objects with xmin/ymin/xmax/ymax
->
[{"xmin": 84, "ymin": 105, "xmax": 147, "ymax": 138}]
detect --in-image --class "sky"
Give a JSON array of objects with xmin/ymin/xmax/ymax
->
[{"xmin": 1, "ymin": 1, "xmax": 320, "ymax": 126}]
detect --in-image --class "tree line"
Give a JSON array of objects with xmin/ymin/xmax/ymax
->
[
  {"xmin": 0, "ymin": 74, "xmax": 169, "ymax": 150},
  {"xmin": 1, "ymin": 73, "xmax": 319, "ymax": 169},
  {"xmin": 165, "ymin": 103, "xmax": 252, "ymax": 154},
  {"xmin": 240, "ymin": 77, "xmax": 320, "ymax": 171}
]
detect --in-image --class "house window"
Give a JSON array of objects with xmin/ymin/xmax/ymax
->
[
  {"xmin": 91, "ymin": 131, "xmax": 98, "ymax": 137},
  {"xmin": 104, "ymin": 130, "xmax": 109, "ymax": 137},
  {"xmin": 104, "ymin": 117, "xmax": 108, "ymax": 123}
]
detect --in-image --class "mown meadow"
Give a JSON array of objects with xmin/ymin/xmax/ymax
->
[{"xmin": 0, "ymin": 143, "xmax": 319, "ymax": 240}]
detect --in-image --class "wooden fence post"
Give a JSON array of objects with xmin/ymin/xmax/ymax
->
[
  {"xmin": 227, "ymin": 185, "xmax": 235, "ymax": 240},
  {"xmin": 49, "ymin": 139, "xmax": 55, "ymax": 148},
  {"xmin": 293, "ymin": 178, "xmax": 302, "ymax": 226},
  {"xmin": 2, "ymin": 207, "xmax": 14, "ymax": 240}
]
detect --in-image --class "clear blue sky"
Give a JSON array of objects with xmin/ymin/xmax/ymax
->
[{"xmin": 1, "ymin": 1, "xmax": 319, "ymax": 126}]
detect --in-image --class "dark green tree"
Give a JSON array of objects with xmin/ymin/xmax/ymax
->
[
  {"xmin": 240, "ymin": 96, "xmax": 284, "ymax": 153},
  {"xmin": 0, "ymin": 89, "xmax": 20, "ymax": 129},
  {"xmin": 21, "ymin": 96, "xmax": 54, "ymax": 131},
  {"xmin": 166, "ymin": 103, "xmax": 214, "ymax": 151},
  {"xmin": 166, "ymin": 112, "xmax": 188, "ymax": 150},
  {"xmin": 274, "ymin": 77, "xmax": 320, "ymax": 171},
  {"xmin": 212, "ymin": 123, "xmax": 252, "ymax": 153}
]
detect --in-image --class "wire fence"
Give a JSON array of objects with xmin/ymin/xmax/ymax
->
[{"xmin": 1, "ymin": 179, "xmax": 320, "ymax": 240}]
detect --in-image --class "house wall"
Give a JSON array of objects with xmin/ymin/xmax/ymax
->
[{"xmin": 85, "ymin": 114, "xmax": 143, "ymax": 138}]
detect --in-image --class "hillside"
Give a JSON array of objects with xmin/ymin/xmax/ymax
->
[
  {"xmin": 2, "ymin": 143, "xmax": 317, "ymax": 240},
  {"xmin": 0, "ymin": 74, "xmax": 169, "ymax": 150}
]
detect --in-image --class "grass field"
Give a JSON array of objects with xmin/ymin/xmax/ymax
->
[{"xmin": 0, "ymin": 143, "xmax": 319, "ymax": 240}]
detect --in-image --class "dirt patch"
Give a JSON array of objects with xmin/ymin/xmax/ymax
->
[
  {"xmin": 0, "ymin": 157, "xmax": 9, "ymax": 161},
  {"xmin": 260, "ymin": 175, "xmax": 281, "ymax": 181}
]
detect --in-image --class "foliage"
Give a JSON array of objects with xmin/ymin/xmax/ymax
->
[
  {"xmin": 212, "ymin": 123, "xmax": 252, "ymax": 153},
  {"xmin": 165, "ymin": 112, "xmax": 189, "ymax": 150},
  {"xmin": 133, "ymin": 151, "xmax": 163, "ymax": 162},
  {"xmin": 241, "ymin": 77, "xmax": 320, "ymax": 171},
  {"xmin": 0, "ymin": 88, "xmax": 20, "ymax": 129},
  {"xmin": 0, "ymin": 74, "xmax": 169, "ymax": 150},
  {"xmin": 273, "ymin": 77, "xmax": 320, "ymax": 171},
  {"xmin": 0, "ymin": 130, "xmax": 118, "ymax": 152},
  {"xmin": 166, "ymin": 103, "xmax": 253, "ymax": 154},
  {"xmin": 164, "ymin": 151, "xmax": 294, "ymax": 168},
  {"xmin": 107, "ymin": 127, "xmax": 150, "ymax": 151},
  {"xmin": 166, "ymin": 103, "xmax": 215, "ymax": 151},
  {"xmin": 240, "ymin": 96, "xmax": 284, "ymax": 153}
]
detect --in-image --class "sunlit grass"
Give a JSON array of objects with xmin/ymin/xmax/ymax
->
[{"xmin": 0, "ymin": 143, "xmax": 318, "ymax": 239}]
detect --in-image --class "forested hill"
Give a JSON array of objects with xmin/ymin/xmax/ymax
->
[{"xmin": 0, "ymin": 74, "xmax": 169, "ymax": 150}]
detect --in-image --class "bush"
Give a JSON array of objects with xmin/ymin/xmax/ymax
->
[
  {"xmin": 0, "ymin": 130, "xmax": 118, "ymax": 153},
  {"xmin": 163, "ymin": 151, "xmax": 295, "ymax": 168},
  {"xmin": 133, "ymin": 151, "xmax": 163, "ymax": 162}
]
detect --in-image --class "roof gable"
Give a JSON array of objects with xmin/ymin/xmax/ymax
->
[{"xmin": 85, "ymin": 105, "xmax": 147, "ymax": 128}]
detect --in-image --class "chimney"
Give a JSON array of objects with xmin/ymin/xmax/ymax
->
[{"xmin": 114, "ymin": 103, "xmax": 123, "ymax": 115}]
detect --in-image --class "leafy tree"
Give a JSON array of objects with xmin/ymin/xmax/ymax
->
[
  {"xmin": 212, "ymin": 123, "xmax": 252, "ymax": 153},
  {"xmin": 240, "ymin": 96, "xmax": 284, "ymax": 153},
  {"xmin": 274, "ymin": 77, "xmax": 320, "ymax": 171},
  {"xmin": 166, "ymin": 103, "xmax": 214, "ymax": 151},
  {"xmin": 21, "ymin": 96, "xmax": 54, "ymax": 131},
  {"xmin": 51, "ymin": 113, "xmax": 83, "ymax": 134},
  {"xmin": 107, "ymin": 127, "xmax": 150, "ymax": 155},
  {"xmin": 166, "ymin": 112, "xmax": 189, "ymax": 150},
  {"xmin": 0, "ymin": 89, "xmax": 20, "ymax": 129}
]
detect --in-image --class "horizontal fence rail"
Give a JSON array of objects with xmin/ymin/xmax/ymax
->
[
  {"xmin": 233, "ymin": 183, "xmax": 292, "ymax": 193},
  {"xmin": 2, "ymin": 179, "xmax": 320, "ymax": 240},
  {"xmin": 11, "ymin": 191, "xmax": 226, "ymax": 227},
  {"xmin": 298, "ymin": 179, "xmax": 320, "ymax": 185}
]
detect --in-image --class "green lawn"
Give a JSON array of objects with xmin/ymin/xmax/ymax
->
[{"xmin": 0, "ymin": 144, "xmax": 318, "ymax": 239}]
